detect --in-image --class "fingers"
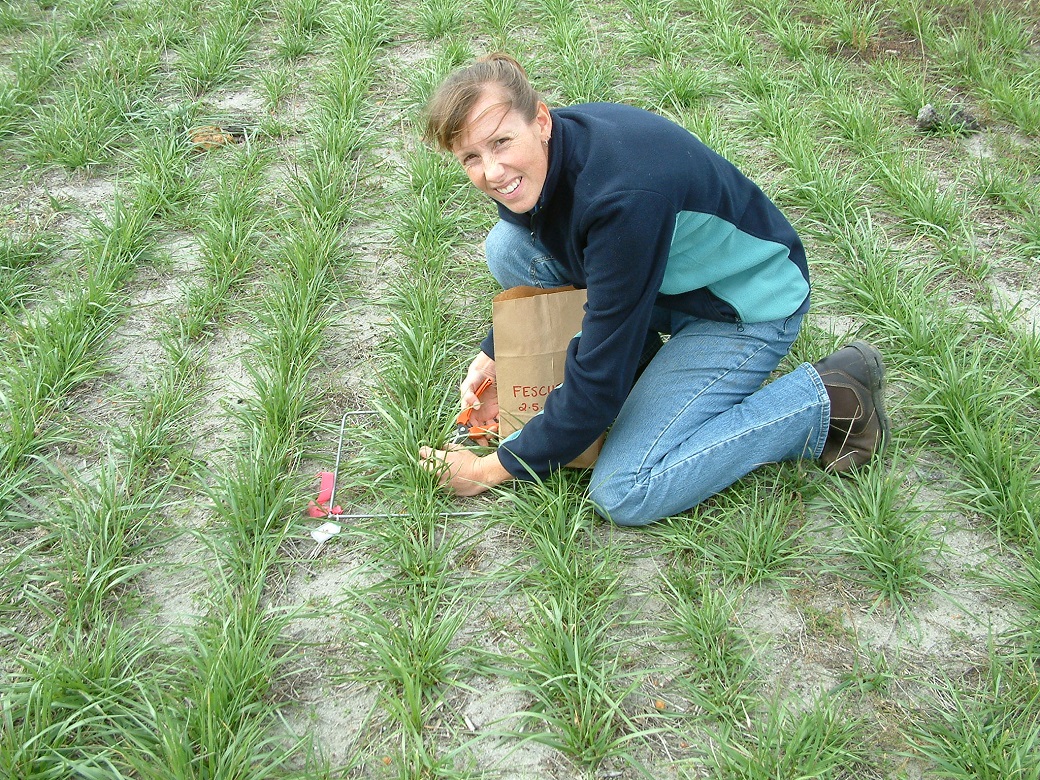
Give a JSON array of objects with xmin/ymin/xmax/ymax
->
[
  {"xmin": 418, "ymin": 446, "xmax": 485, "ymax": 494},
  {"xmin": 419, "ymin": 447, "xmax": 452, "ymax": 491},
  {"xmin": 419, "ymin": 445, "xmax": 463, "ymax": 474},
  {"xmin": 461, "ymin": 374, "xmax": 488, "ymax": 409},
  {"xmin": 461, "ymin": 352, "xmax": 497, "ymax": 410}
]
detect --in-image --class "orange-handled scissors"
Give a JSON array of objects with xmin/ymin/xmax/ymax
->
[{"xmin": 452, "ymin": 378, "xmax": 498, "ymax": 445}]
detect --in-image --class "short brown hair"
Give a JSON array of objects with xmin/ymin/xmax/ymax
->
[{"xmin": 423, "ymin": 53, "xmax": 542, "ymax": 152}]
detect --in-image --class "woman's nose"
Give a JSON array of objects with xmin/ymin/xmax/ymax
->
[{"xmin": 484, "ymin": 154, "xmax": 504, "ymax": 181}]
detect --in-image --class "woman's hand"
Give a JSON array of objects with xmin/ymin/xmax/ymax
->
[
  {"xmin": 461, "ymin": 352, "xmax": 499, "ymax": 432},
  {"xmin": 418, "ymin": 446, "xmax": 511, "ymax": 496},
  {"xmin": 418, "ymin": 351, "xmax": 510, "ymax": 496}
]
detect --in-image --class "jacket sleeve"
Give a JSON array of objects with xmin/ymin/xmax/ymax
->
[
  {"xmin": 496, "ymin": 191, "xmax": 675, "ymax": 478},
  {"xmin": 480, "ymin": 327, "xmax": 495, "ymax": 360}
]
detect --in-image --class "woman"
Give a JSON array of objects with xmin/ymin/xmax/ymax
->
[{"xmin": 417, "ymin": 54, "xmax": 889, "ymax": 526}]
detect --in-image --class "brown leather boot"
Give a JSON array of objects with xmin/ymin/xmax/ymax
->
[{"xmin": 813, "ymin": 341, "xmax": 890, "ymax": 473}]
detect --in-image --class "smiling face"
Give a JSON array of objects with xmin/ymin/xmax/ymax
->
[{"xmin": 451, "ymin": 88, "xmax": 552, "ymax": 214}]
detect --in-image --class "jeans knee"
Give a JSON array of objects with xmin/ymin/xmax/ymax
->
[
  {"xmin": 484, "ymin": 221, "xmax": 521, "ymax": 287},
  {"xmin": 588, "ymin": 479, "xmax": 656, "ymax": 527}
]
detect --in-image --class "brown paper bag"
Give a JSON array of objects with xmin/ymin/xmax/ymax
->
[{"xmin": 492, "ymin": 286, "xmax": 602, "ymax": 468}]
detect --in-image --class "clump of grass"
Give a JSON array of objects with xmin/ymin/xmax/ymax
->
[
  {"xmin": 50, "ymin": 459, "xmax": 171, "ymax": 631},
  {"xmin": 327, "ymin": 0, "xmax": 396, "ymax": 53},
  {"xmin": 635, "ymin": 59, "xmax": 721, "ymax": 115},
  {"xmin": 287, "ymin": 154, "xmax": 362, "ymax": 228},
  {"xmin": 258, "ymin": 65, "xmax": 295, "ymax": 111},
  {"xmin": 556, "ymin": 51, "xmax": 620, "ymax": 106},
  {"xmin": 656, "ymin": 473, "xmax": 807, "ymax": 588},
  {"xmin": 816, "ymin": 458, "xmax": 939, "ymax": 612},
  {"xmin": 137, "ymin": 588, "xmax": 307, "ymax": 778},
  {"xmin": 0, "ymin": 29, "xmax": 76, "ymax": 137},
  {"xmin": 489, "ymin": 486, "xmax": 658, "ymax": 768},
  {"xmin": 177, "ymin": 13, "xmax": 251, "ymax": 96},
  {"xmin": 310, "ymin": 43, "xmax": 377, "ymax": 160},
  {"xmin": 820, "ymin": 87, "xmax": 898, "ymax": 156},
  {"xmin": 703, "ymin": 477, "xmax": 808, "ymax": 585},
  {"xmin": 907, "ymin": 652, "xmax": 1040, "ymax": 779},
  {"xmin": 950, "ymin": 414, "xmax": 1040, "ymax": 546},
  {"xmin": 976, "ymin": 6, "xmax": 1032, "ymax": 59},
  {"xmin": 0, "ymin": 623, "xmax": 171, "ymax": 777},
  {"xmin": 345, "ymin": 577, "xmax": 470, "ymax": 735},
  {"xmin": 981, "ymin": 68, "xmax": 1040, "ymax": 136},
  {"xmin": 889, "ymin": 0, "xmax": 937, "ymax": 47},
  {"xmin": 814, "ymin": 215, "xmax": 962, "ymax": 360},
  {"xmin": 416, "ymin": 0, "xmax": 463, "ymax": 40},
  {"xmin": 0, "ymin": 232, "xmax": 55, "ymax": 316},
  {"xmin": 703, "ymin": 6, "xmax": 757, "ymax": 67},
  {"xmin": 659, "ymin": 573, "xmax": 757, "ymax": 718},
  {"xmin": 1, "ymin": 198, "xmax": 153, "ymax": 518},
  {"xmin": 113, "ymin": 344, "xmax": 202, "ymax": 485},
  {"xmin": 182, "ymin": 161, "xmax": 264, "ymax": 335},
  {"xmin": 27, "ymin": 39, "xmax": 161, "ymax": 168},
  {"xmin": 0, "ymin": 1, "xmax": 33, "ymax": 34},
  {"xmin": 275, "ymin": 0, "xmax": 326, "ymax": 60},
  {"xmin": 479, "ymin": 0, "xmax": 518, "ymax": 45},
  {"xmin": 972, "ymin": 154, "xmax": 1037, "ymax": 213},
  {"xmin": 772, "ymin": 126, "xmax": 864, "ymax": 227},
  {"xmin": 758, "ymin": 4, "xmax": 823, "ymax": 60},
  {"xmin": 395, "ymin": 154, "xmax": 478, "ymax": 260},
  {"xmin": 872, "ymin": 154, "xmax": 973, "ymax": 251},
  {"xmin": 131, "ymin": 115, "xmax": 198, "ymax": 221},
  {"xmin": 508, "ymin": 587, "xmax": 648, "ymax": 767},
  {"xmin": 796, "ymin": 52, "xmax": 851, "ymax": 97},
  {"xmin": 26, "ymin": 65, "xmax": 154, "ymax": 168},
  {"xmin": 623, "ymin": 0, "xmax": 687, "ymax": 63},
  {"xmin": 913, "ymin": 342, "xmax": 1040, "ymax": 545},
  {"xmin": 979, "ymin": 300, "xmax": 1040, "ymax": 391},
  {"xmin": 708, "ymin": 694, "xmax": 868, "ymax": 779},
  {"xmin": 828, "ymin": 0, "xmax": 885, "ymax": 52},
  {"xmin": 66, "ymin": 0, "xmax": 118, "ymax": 34},
  {"xmin": 870, "ymin": 56, "xmax": 929, "ymax": 118}
]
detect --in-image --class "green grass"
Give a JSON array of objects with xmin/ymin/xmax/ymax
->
[
  {"xmin": 2, "ymin": 0, "xmax": 1040, "ymax": 776},
  {"xmin": 659, "ymin": 573, "xmax": 758, "ymax": 718},
  {"xmin": 0, "ymin": 231, "xmax": 55, "ymax": 316},
  {"xmin": 708, "ymin": 694, "xmax": 868, "ymax": 779},
  {"xmin": 908, "ymin": 652, "xmax": 1040, "ymax": 779},
  {"xmin": 817, "ymin": 458, "xmax": 939, "ymax": 611}
]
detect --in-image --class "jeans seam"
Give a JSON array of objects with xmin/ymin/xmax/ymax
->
[
  {"xmin": 529, "ymin": 256, "xmax": 559, "ymax": 287},
  {"xmin": 654, "ymin": 397, "xmax": 824, "ymax": 484},
  {"xmin": 633, "ymin": 339, "xmax": 771, "ymax": 482},
  {"xmin": 801, "ymin": 362, "xmax": 830, "ymax": 459}
]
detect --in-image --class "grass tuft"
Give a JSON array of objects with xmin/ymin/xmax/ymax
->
[{"xmin": 816, "ymin": 457, "xmax": 939, "ymax": 612}]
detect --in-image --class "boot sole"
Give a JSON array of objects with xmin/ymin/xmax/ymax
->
[{"xmin": 848, "ymin": 340, "xmax": 891, "ymax": 449}]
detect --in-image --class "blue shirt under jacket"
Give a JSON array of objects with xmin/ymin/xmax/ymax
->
[{"xmin": 480, "ymin": 102, "xmax": 811, "ymax": 480}]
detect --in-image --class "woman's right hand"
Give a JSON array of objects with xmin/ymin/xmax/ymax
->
[{"xmin": 461, "ymin": 351, "xmax": 499, "ymax": 431}]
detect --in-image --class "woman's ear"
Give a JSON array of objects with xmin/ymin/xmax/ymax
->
[{"xmin": 535, "ymin": 101, "xmax": 552, "ymax": 142}]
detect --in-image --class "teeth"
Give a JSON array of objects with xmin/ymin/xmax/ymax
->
[{"xmin": 497, "ymin": 179, "xmax": 520, "ymax": 195}]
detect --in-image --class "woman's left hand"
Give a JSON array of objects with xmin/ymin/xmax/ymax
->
[{"xmin": 418, "ymin": 445, "xmax": 511, "ymax": 496}]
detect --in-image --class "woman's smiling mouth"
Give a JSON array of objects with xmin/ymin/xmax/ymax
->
[{"xmin": 496, "ymin": 178, "xmax": 521, "ymax": 195}]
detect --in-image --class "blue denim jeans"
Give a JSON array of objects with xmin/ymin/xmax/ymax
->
[{"xmin": 485, "ymin": 220, "xmax": 830, "ymax": 526}]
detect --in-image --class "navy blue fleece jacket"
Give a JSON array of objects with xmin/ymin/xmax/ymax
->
[{"xmin": 481, "ymin": 103, "xmax": 810, "ymax": 480}]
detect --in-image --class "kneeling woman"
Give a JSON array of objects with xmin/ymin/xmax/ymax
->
[{"xmin": 418, "ymin": 54, "xmax": 889, "ymax": 526}]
